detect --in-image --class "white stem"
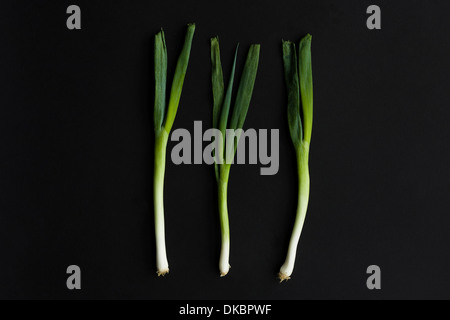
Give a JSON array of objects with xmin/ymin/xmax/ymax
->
[
  {"xmin": 219, "ymin": 238, "xmax": 230, "ymax": 277},
  {"xmin": 154, "ymin": 130, "xmax": 169, "ymax": 276},
  {"xmin": 155, "ymin": 192, "xmax": 169, "ymax": 275},
  {"xmin": 279, "ymin": 142, "xmax": 310, "ymax": 282},
  {"xmin": 218, "ymin": 176, "xmax": 230, "ymax": 277},
  {"xmin": 279, "ymin": 192, "xmax": 309, "ymax": 281}
]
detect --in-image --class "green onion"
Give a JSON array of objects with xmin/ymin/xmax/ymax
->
[
  {"xmin": 210, "ymin": 37, "xmax": 260, "ymax": 277},
  {"xmin": 153, "ymin": 24, "xmax": 195, "ymax": 276},
  {"xmin": 279, "ymin": 34, "xmax": 313, "ymax": 282}
]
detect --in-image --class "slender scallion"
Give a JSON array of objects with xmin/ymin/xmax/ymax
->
[
  {"xmin": 210, "ymin": 37, "xmax": 260, "ymax": 277},
  {"xmin": 279, "ymin": 34, "xmax": 313, "ymax": 282},
  {"xmin": 153, "ymin": 24, "xmax": 195, "ymax": 276}
]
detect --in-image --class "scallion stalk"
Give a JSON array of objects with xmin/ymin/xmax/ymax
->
[
  {"xmin": 153, "ymin": 24, "xmax": 195, "ymax": 276},
  {"xmin": 279, "ymin": 34, "xmax": 313, "ymax": 282},
  {"xmin": 210, "ymin": 37, "xmax": 260, "ymax": 277}
]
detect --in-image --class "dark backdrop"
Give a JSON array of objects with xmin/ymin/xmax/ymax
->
[{"xmin": 0, "ymin": 0, "xmax": 449, "ymax": 299}]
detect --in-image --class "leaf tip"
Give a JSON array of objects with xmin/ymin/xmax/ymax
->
[
  {"xmin": 211, "ymin": 36, "xmax": 219, "ymax": 44},
  {"xmin": 187, "ymin": 23, "xmax": 196, "ymax": 32},
  {"xmin": 301, "ymin": 33, "xmax": 312, "ymax": 45}
]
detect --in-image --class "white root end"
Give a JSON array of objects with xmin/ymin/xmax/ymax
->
[
  {"xmin": 219, "ymin": 238, "xmax": 230, "ymax": 277},
  {"xmin": 156, "ymin": 269, "xmax": 169, "ymax": 277},
  {"xmin": 278, "ymin": 260, "xmax": 294, "ymax": 283},
  {"xmin": 278, "ymin": 272, "xmax": 291, "ymax": 283},
  {"xmin": 155, "ymin": 238, "xmax": 169, "ymax": 277},
  {"xmin": 220, "ymin": 265, "xmax": 231, "ymax": 277}
]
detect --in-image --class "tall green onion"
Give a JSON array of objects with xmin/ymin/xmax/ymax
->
[
  {"xmin": 153, "ymin": 24, "xmax": 195, "ymax": 276},
  {"xmin": 279, "ymin": 34, "xmax": 313, "ymax": 282},
  {"xmin": 210, "ymin": 37, "xmax": 260, "ymax": 276}
]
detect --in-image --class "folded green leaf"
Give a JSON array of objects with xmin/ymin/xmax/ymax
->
[
  {"xmin": 227, "ymin": 44, "xmax": 260, "ymax": 160},
  {"xmin": 164, "ymin": 23, "xmax": 196, "ymax": 133},
  {"xmin": 211, "ymin": 37, "xmax": 225, "ymax": 131},
  {"xmin": 218, "ymin": 45, "xmax": 239, "ymax": 152},
  {"xmin": 154, "ymin": 30, "xmax": 167, "ymax": 131},
  {"xmin": 299, "ymin": 34, "xmax": 313, "ymax": 143},
  {"xmin": 282, "ymin": 40, "xmax": 302, "ymax": 148},
  {"xmin": 229, "ymin": 44, "xmax": 260, "ymax": 132}
]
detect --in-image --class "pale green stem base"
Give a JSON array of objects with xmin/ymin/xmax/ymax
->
[{"xmin": 279, "ymin": 142, "xmax": 310, "ymax": 282}]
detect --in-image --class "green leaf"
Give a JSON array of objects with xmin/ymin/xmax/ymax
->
[
  {"xmin": 298, "ymin": 34, "xmax": 313, "ymax": 143},
  {"xmin": 163, "ymin": 23, "xmax": 196, "ymax": 133},
  {"xmin": 219, "ymin": 45, "xmax": 239, "ymax": 167},
  {"xmin": 211, "ymin": 37, "xmax": 224, "ymax": 130},
  {"xmin": 211, "ymin": 40, "xmax": 240, "ymax": 179},
  {"xmin": 229, "ymin": 44, "xmax": 260, "ymax": 132},
  {"xmin": 154, "ymin": 30, "xmax": 167, "ymax": 131},
  {"xmin": 210, "ymin": 42, "xmax": 260, "ymax": 173},
  {"xmin": 282, "ymin": 40, "xmax": 302, "ymax": 147},
  {"xmin": 218, "ymin": 45, "xmax": 239, "ymax": 147},
  {"xmin": 227, "ymin": 44, "xmax": 260, "ymax": 160}
]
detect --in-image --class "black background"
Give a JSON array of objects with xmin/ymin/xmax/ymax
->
[{"xmin": 0, "ymin": 0, "xmax": 449, "ymax": 300}]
